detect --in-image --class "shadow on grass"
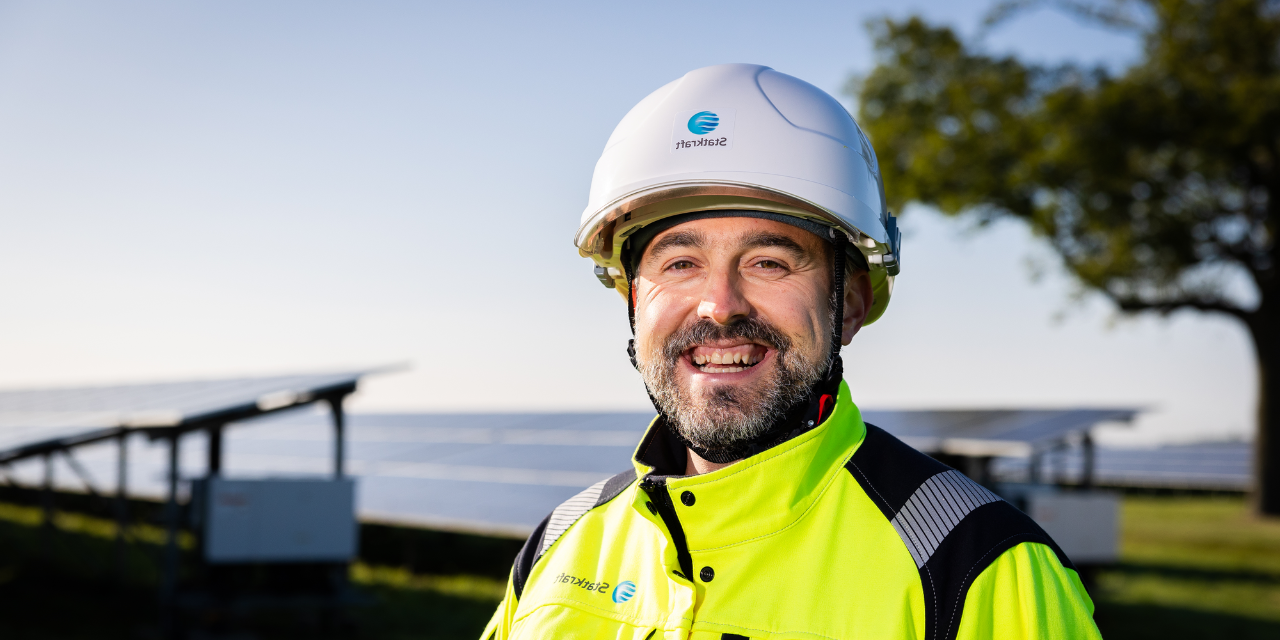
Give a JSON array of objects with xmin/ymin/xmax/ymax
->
[
  {"xmin": 0, "ymin": 508, "xmax": 167, "ymax": 639},
  {"xmin": 1108, "ymin": 561, "xmax": 1280, "ymax": 586},
  {"xmin": 0, "ymin": 505, "xmax": 502, "ymax": 639},
  {"xmin": 0, "ymin": 567, "xmax": 160, "ymax": 640},
  {"xmin": 1095, "ymin": 601, "xmax": 1280, "ymax": 640},
  {"xmin": 350, "ymin": 584, "xmax": 497, "ymax": 640}
]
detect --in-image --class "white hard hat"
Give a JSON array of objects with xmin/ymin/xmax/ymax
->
[{"xmin": 575, "ymin": 63, "xmax": 901, "ymax": 324}]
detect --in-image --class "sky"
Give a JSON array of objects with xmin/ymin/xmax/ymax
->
[{"xmin": 0, "ymin": 1, "xmax": 1256, "ymax": 446}]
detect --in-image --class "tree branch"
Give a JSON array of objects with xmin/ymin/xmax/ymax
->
[
  {"xmin": 981, "ymin": 0, "xmax": 1146, "ymax": 33},
  {"xmin": 1110, "ymin": 293, "xmax": 1253, "ymax": 322}
]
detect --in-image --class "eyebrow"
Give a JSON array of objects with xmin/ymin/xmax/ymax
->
[
  {"xmin": 647, "ymin": 229, "xmax": 705, "ymax": 256},
  {"xmin": 741, "ymin": 231, "xmax": 809, "ymax": 258}
]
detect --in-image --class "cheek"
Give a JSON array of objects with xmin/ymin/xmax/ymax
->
[
  {"xmin": 634, "ymin": 284, "xmax": 694, "ymax": 351},
  {"xmin": 744, "ymin": 283, "xmax": 828, "ymax": 344}
]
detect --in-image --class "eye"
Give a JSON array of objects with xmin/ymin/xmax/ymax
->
[
  {"xmin": 668, "ymin": 259, "xmax": 696, "ymax": 271},
  {"xmin": 755, "ymin": 259, "xmax": 785, "ymax": 270}
]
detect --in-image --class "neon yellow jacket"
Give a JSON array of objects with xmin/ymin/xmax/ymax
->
[{"xmin": 483, "ymin": 381, "xmax": 1101, "ymax": 639}]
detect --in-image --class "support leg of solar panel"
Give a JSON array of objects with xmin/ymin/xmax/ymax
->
[
  {"xmin": 41, "ymin": 451, "xmax": 53, "ymax": 560},
  {"xmin": 208, "ymin": 425, "xmax": 223, "ymax": 476},
  {"xmin": 161, "ymin": 433, "xmax": 181, "ymax": 612},
  {"xmin": 1054, "ymin": 439, "xmax": 1070, "ymax": 485},
  {"xmin": 115, "ymin": 431, "xmax": 129, "ymax": 584},
  {"xmin": 1082, "ymin": 431, "xmax": 1095, "ymax": 489},
  {"xmin": 328, "ymin": 395, "xmax": 346, "ymax": 478},
  {"xmin": 326, "ymin": 392, "xmax": 351, "ymax": 610}
]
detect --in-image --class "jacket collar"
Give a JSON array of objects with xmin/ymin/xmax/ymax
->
[{"xmin": 630, "ymin": 380, "xmax": 867, "ymax": 551}]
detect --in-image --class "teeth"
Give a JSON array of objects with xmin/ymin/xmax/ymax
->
[{"xmin": 693, "ymin": 349, "xmax": 764, "ymax": 369}]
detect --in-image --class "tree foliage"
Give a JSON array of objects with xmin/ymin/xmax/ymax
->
[
  {"xmin": 852, "ymin": 0, "xmax": 1277, "ymax": 323},
  {"xmin": 851, "ymin": 0, "xmax": 1280, "ymax": 512}
]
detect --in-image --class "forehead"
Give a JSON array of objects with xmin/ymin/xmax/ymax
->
[{"xmin": 641, "ymin": 216, "xmax": 827, "ymax": 260}]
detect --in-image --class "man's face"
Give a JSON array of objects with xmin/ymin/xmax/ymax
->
[{"xmin": 632, "ymin": 217, "xmax": 843, "ymax": 451}]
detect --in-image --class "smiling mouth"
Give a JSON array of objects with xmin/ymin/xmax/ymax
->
[{"xmin": 687, "ymin": 343, "xmax": 769, "ymax": 374}]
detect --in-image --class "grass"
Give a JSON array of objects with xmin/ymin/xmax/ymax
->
[
  {"xmin": 1092, "ymin": 496, "xmax": 1280, "ymax": 639},
  {"xmin": 0, "ymin": 500, "xmax": 505, "ymax": 639},
  {"xmin": 348, "ymin": 565, "xmax": 503, "ymax": 640},
  {"xmin": 1, "ymin": 496, "xmax": 1278, "ymax": 638}
]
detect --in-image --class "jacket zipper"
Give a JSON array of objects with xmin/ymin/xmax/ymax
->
[{"xmin": 639, "ymin": 476, "xmax": 695, "ymax": 582}]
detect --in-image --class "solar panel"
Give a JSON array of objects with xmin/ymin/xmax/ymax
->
[
  {"xmin": 864, "ymin": 408, "xmax": 1139, "ymax": 457},
  {"xmin": 0, "ymin": 376, "xmax": 1168, "ymax": 538},
  {"xmin": 0, "ymin": 408, "xmax": 652, "ymax": 538},
  {"xmin": 992, "ymin": 441, "xmax": 1251, "ymax": 491},
  {"xmin": 0, "ymin": 371, "xmax": 369, "ymax": 460}
]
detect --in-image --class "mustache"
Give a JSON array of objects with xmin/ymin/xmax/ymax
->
[{"xmin": 660, "ymin": 317, "xmax": 793, "ymax": 363}]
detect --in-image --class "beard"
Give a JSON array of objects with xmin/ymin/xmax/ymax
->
[{"xmin": 637, "ymin": 315, "xmax": 832, "ymax": 453}]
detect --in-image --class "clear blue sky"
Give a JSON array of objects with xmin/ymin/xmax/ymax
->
[{"xmin": 0, "ymin": 0, "xmax": 1254, "ymax": 445}]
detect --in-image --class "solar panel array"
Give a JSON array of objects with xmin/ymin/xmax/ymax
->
[
  {"xmin": 0, "ymin": 376, "xmax": 1242, "ymax": 538},
  {"xmin": 992, "ymin": 441, "xmax": 1252, "ymax": 491},
  {"xmin": 2, "ymin": 409, "xmax": 653, "ymax": 538},
  {"xmin": 861, "ymin": 408, "xmax": 1139, "ymax": 457}
]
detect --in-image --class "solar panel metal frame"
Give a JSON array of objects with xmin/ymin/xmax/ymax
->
[{"xmin": 0, "ymin": 374, "xmax": 366, "ymax": 465}]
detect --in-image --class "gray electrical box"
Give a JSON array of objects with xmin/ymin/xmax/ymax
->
[
  {"xmin": 1027, "ymin": 491, "xmax": 1120, "ymax": 564},
  {"xmin": 200, "ymin": 478, "xmax": 357, "ymax": 563}
]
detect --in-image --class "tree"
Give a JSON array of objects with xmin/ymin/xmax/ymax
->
[{"xmin": 852, "ymin": 0, "xmax": 1280, "ymax": 514}]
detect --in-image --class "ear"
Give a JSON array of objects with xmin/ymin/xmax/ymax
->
[{"xmin": 841, "ymin": 271, "xmax": 874, "ymax": 345}]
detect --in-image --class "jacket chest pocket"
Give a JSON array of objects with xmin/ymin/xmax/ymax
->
[{"xmin": 511, "ymin": 603, "xmax": 658, "ymax": 640}]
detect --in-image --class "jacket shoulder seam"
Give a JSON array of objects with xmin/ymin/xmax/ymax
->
[
  {"xmin": 846, "ymin": 460, "xmax": 893, "ymax": 514},
  {"xmin": 943, "ymin": 534, "xmax": 1051, "ymax": 639},
  {"xmin": 922, "ymin": 564, "xmax": 938, "ymax": 640}
]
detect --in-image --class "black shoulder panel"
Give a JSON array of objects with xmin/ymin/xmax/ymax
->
[
  {"xmin": 511, "ymin": 512, "xmax": 550, "ymax": 599},
  {"xmin": 597, "ymin": 468, "xmax": 637, "ymax": 508},
  {"xmin": 846, "ymin": 424, "xmax": 1075, "ymax": 640},
  {"xmin": 845, "ymin": 422, "xmax": 951, "ymax": 519},
  {"xmin": 511, "ymin": 468, "xmax": 636, "ymax": 600}
]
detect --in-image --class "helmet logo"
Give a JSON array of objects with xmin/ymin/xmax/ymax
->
[
  {"xmin": 672, "ymin": 109, "xmax": 734, "ymax": 152},
  {"xmin": 687, "ymin": 111, "xmax": 720, "ymax": 135}
]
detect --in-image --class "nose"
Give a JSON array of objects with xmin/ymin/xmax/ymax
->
[{"xmin": 696, "ymin": 264, "xmax": 751, "ymax": 325}]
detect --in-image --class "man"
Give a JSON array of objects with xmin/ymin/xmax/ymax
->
[{"xmin": 482, "ymin": 64, "xmax": 1100, "ymax": 639}]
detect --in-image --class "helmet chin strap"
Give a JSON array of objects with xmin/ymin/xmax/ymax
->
[
  {"xmin": 625, "ymin": 251, "xmax": 640, "ymax": 370},
  {"xmin": 829, "ymin": 230, "xmax": 848, "ymax": 372},
  {"xmin": 624, "ymin": 230, "xmax": 850, "ymax": 467}
]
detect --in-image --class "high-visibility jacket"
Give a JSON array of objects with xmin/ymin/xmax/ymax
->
[{"xmin": 482, "ymin": 381, "xmax": 1101, "ymax": 640}]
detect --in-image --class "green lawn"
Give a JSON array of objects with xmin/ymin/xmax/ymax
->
[
  {"xmin": 1092, "ymin": 496, "xmax": 1280, "ymax": 639},
  {"xmin": 1, "ymin": 496, "xmax": 1277, "ymax": 638},
  {"xmin": 348, "ymin": 563, "xmax": 504, "ymax": 640}
]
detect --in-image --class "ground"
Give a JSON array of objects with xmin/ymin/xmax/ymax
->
[
  {"xmin": 0, "ymin": 495, "xmax": 1276, "ymax": 638},
  {"xmin": 1091, "ymin": 496, "xmax": 1280, "ymax": 638}
]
